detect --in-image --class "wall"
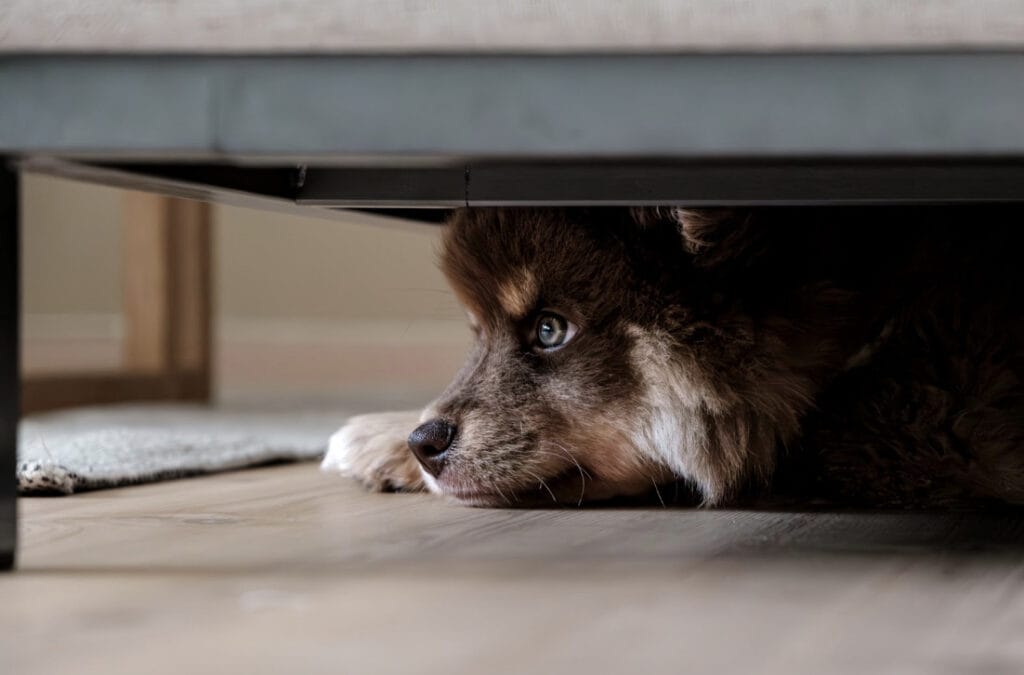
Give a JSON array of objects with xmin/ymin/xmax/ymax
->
[{"xmin": 21, "ymin": 174, "xmax": 469, "ymax": 399}]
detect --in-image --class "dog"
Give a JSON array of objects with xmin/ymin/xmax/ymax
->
[{"xmin": 322, "ymin": 206, "xmax": 1024, "ymax": 508}]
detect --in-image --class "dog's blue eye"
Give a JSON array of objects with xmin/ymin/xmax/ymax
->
[{"xmin": 534, "ymin": 312, "xmax": 576, "ymax": 350}]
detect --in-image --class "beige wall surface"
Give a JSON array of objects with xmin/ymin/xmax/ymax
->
[
  {"xmin": 21, "ymin": 174, "xmax": 469, "ymax": 395},
  {"xmin": 214, "ymin": 204, "xmax": 460, "ymax": 322},
  {"xmin": 22, "ymin": 174, "xmax": 123, "ymax": 316},
  {"xmin": 22, "ymin": 173, "xmax": 462, "ymax": 322}
]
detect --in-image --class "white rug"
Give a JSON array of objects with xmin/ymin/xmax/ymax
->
[{"xmin": 16, "ymin": 402, "xmax": 349, "ymax": 495}]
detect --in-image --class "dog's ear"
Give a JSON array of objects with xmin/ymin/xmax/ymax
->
[{"xmin": 631, "ymin": 208, "xmax": 760, "ymax": 268}]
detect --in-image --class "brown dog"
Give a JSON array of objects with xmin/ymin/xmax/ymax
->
[{"xmin": 323, "ymin": 207, "xmax": 1024, "ymax": 508}]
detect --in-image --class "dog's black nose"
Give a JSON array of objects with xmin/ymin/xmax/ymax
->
[{"xmin": 408, "ymin": 419, "xmax": 455, "ymax": 477}]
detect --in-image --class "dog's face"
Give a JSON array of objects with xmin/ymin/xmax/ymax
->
[{"xmin": 409, "ymin": 208, "xmax": 844, "ymax": 506}]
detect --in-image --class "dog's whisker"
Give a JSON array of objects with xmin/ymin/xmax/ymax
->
[
  {"xmin": 543, "ymin": 441, "xmax": 589, "ymax": 506},
  {"xmin": 531, "ymin": 447, "xmax": 594, "ymax": 502},
  {"xmin": 522, "ymin": 469, "xmax": 558, "ymax": 503},
  {"xmin": 650, "ymin": 476, "xmax": 666, "ymax": 508},
  {"xmin": 541, "ymin": 441, "xmax": 593, "ymax": 481},
  {"xmin": 555, "ymin": 441, "xmax": 593, "ymax": 506},
  {"xmin": 487, "ymin": 475, "xmax": 513, "ymax": 507}
]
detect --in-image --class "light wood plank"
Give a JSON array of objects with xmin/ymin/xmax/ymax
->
[
  {"xmin": 122, "ymin": 191, "xmax": 173, "ymax": 371},
  {"xmin": 3, "ymin": 463, "xmax": 1024, "ymax": 674},
  {"xmin": 122, "ymin": 192, "xmax": 211, "ymax": 380},
  {"xmin": 167, "ymin": 198, "xmax": 212, "ymax": 379}
]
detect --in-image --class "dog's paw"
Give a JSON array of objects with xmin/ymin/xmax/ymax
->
[{"xmin": 321, "ymin": 411, "xmax": 426, "ymax": 492}]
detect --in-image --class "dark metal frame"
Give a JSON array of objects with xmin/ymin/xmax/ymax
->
[
  {"xmin": 303, "ymin": 161, "xmax": 1024, "ymax": 207},
  {"xmin": 19, "ymin": 159, "xmax": 1024, "ymax": 213},
  {"xmin": 1, "ymin": 161, "xmax": 17, "ymax": 570}
]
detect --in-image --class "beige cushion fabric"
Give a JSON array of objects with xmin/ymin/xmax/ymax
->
[{"xmin": 2, "ymin": 0, "xmax": 1023, "ymax": 53}]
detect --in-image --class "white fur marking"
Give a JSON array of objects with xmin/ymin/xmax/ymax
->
[
  {"xmin": 321, "ymin": 425, "xmax": 360, "ymax": 473},
  {"xmin": 625, "ymin": 324, "xmax": 724, "ymax": 501},
  {"xmin": 321, "ymin": 411, "xmax": 427, "ymax": 492}
]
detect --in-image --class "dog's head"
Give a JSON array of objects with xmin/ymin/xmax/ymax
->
[{"xmin": 408, "ymin": 208, "xmax": 852, "ymax": 506}]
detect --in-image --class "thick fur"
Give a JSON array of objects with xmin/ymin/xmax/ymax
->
[{"xmin": 323, "ymin": 206, "xmax": 1024, "ymax": 508}]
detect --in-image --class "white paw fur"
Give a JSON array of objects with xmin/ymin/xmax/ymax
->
[{"xmin": 321, "ymin": 411, "xmax": 427, "ymax": 492}]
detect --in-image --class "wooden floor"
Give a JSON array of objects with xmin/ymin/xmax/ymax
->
[{"xmin": 3, "ymin": 463, "xmax": 1024, "ymax": 674}]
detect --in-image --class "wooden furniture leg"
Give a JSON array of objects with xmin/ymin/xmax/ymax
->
[{"xmin": 122, "ymin": 192, "xmax": 212, "ymax": 399}]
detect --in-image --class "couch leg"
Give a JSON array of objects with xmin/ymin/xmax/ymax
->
[{"xmin": 0, "ymin": 161, "xmax": 18, "ymax": 571}]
